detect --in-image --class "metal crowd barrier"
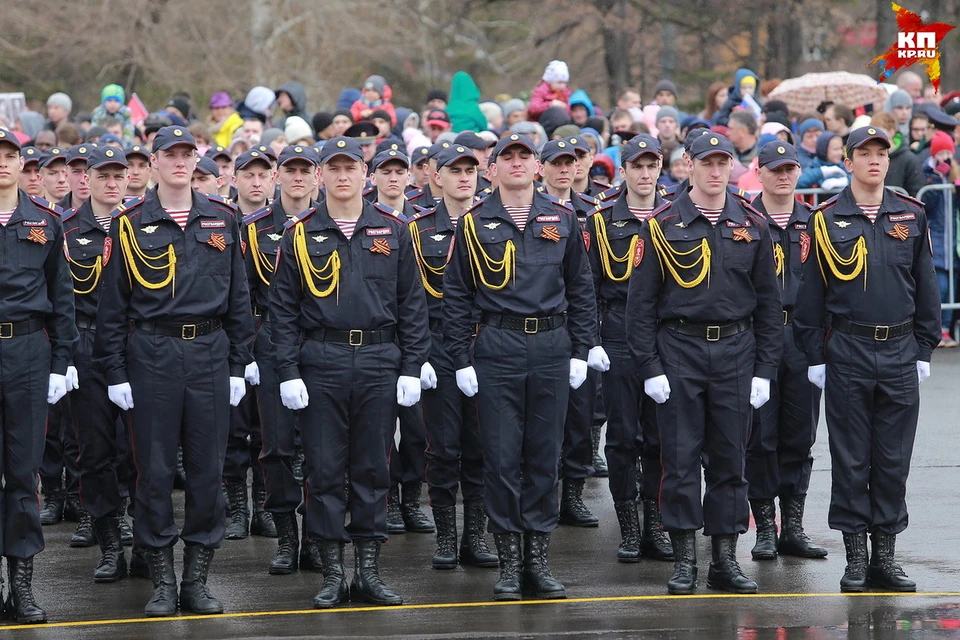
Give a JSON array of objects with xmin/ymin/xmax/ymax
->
[{"xmin": 915, "ymin": 182, "xmax": 957, "ymax": 311}]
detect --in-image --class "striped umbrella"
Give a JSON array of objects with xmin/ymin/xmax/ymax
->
[{"xmin": 767, "ymin": 72, "xmax": 889, "ymax": 113}]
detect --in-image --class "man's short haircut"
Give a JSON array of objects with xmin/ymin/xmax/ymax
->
[
  {"xmin": 616, "ymin": 87, "xmax": 640, "ymax": 102},
  {"xmin": 870, "ymin": 112, "xmax": 896, "ymax": 131},
  {"xmin": 728, "ymin": 110, "xmax": 758, "ymax": 135},
  {"xmin": 828, "ymin": 104, "xmax": 855, "ymax": 127}
]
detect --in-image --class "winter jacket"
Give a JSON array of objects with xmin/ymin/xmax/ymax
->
[
  {"xmin": 886, "ymin": 142, "xmax": 926, "ymax": 196},
  {"xmin": 350, "ymin": 99, "xmax": 396, "ymax": 126},
  {"xmin": 447, "ymin": 71, "xmax": 487, "ymax": 133},
  {"xmin": 273, "ymin": 82, "xmax": 310, "ymax": 131},
  {"xmin": 569, "ymin": 90, "xmax": 595, "ymax": 117},
  {"xmin": 921, "ymin": 159, "xmax": 959, "ymax": 270},
  {"xmin": 712, "ymin": 68, "xmax": 761, "ymax": 127},
  {"xmin": 797, "ymin": 158, "xmax": 850, "ymax": 189},
  {"xmin": 91, "ymin": 104, "xmax": 135, "ymax": 144},
  {"xmin": 209, "ymin": 111, "xmax": 244, "ymax": 149},
  {"xmin": 528, "ymin": 81, "xmax": 571, "ymax": 121}
]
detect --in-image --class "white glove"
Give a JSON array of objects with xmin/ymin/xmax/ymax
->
[
  {"xmin": 750, "ymin": 377, "xmax": 771, "ymax": 409},
  {"xmin": 229, "ymin": 376, "xmax": 246, "ymax": 407},
  {"xmin": 569, "ymin": 358, "xmax": 588, "ymax": 389},
  {"xmin": 65, "ymin": 365, "xmax": 80, "ymax": 391},
  {"xmin": 420, "ymin": 362, "xmax": 437, "ymax": 390},
  {"xmin": 456, "ymin": 366, "xmax": 479, "ymax": 397},
  {"xmin": 807, "ymin": 364, "xmax": 826, "ymax": 390},
  {"xmin": 397, "ymin": 375, "xmax": 422, "ymax": 407},
  {"xmin": 244, "ymin": 361, "xmax": 260, "ymax": 386},
  {"xmin": 47, "ymin": 374, "xmax": 67, "ymax": 404},
  {"xmin": 587, "ymin": 346, "xmax": 611, "ymax": 372},
  {"xmin": 820, "ymin": 176, "xmax": 848, "ymax": 191},
  {"xmin": 644, "ymin": 375, "xmax": 671, "ymax": 404},
  {"xmin": 820, "ymin": 165, "xmax": 845, "ymax": 178},
  {"xmin": 917, "ymin": 360, "xmax": 931, "ymax": 384},
  {"xmin": 108, "ymin": 382, "xmax": 134, "ymax": 410},
  {"xmin": 280, "ymin": 379, "xmax": 309, "ymax": 410}
]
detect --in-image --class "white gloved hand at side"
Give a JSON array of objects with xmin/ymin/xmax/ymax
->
[
  {"xmin": 108, "ymin": 383, "xmax": 134, "ymax": 411},
  {"xmin": 569, "ymin": 358, "xmax": 588, "ymax": 389},
  {"xmin": 229, "ymin": 377, "xmax": 246, "ymax": 407},
  {"xmin": 397, "ymin": 375, "xmax": 422, "ymax": 407},
  {"xmin": 644, "ymin": 375, "xmax": 671, "ymax": 404},
  {"xmin": 917, "ymin": 360, "xmax": 931, "ymax": 384},
  {"xmin": 65, "ymin": 366, "xmax": 80, "ymax": 391},
  {"xmin": 749, "ymin": 377, "xmax": 771, "ymax": 409},
  {"xmin": 807, "ymin": 364, "xmax": 826, "ymax": 390},
  {"xmin": 587, "ymin": 346, "xmax": 611, "ymax": 372},
  {"xmin": 420, "ymin": 362, "xmax": 437, "ymax": 390},
  {"xmin": 455, "ymin": 366, "xmax": 479, "ymax": 397},
  {"xmin": 280, "ymin": 379, "xmax": 309, "ymax": 410},
  {"xmin": 47, "ymin": 374, "xmax": 67, "ymax": 405},
  {"xmin": 244, "ymin": 361, "xmax": 260, "ymax": 386}
]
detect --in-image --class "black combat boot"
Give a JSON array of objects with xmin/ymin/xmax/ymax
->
[
  {"xmin": 39, "ymin": 477, "xmax": 65, "ymax": 525},
  {"xmin": 93, "ymin": 513, "xmax": 127, "ymax": 582},
  {"xmin": 249, "ymin": 472, "xmax": 277, "ymax": 537},
  {"xmin": 840, "ymin": 531, "xmax": 869, "ymax": 592},
  {"xmin": 400, "ymin": 481, "xmax": 434, "ymax": 533},
  {"xmin": 180, "ymin": 545, "xmax": 223, "ymax": 614},
  {"xmin": 707, "ymin": 534, "xmax": 758, "ymax": 593},
  {"xmin": 431, "ymin": 506, "xmax": 458, "ymax": 569},
  {"xmin": 459, "ymin": 501, "xmax": 499, "ymax": 568},
  {"xmin": 130, "ymin": 546, "xmax": 150, "ymax": 579},
  {"xmin": 118, "ymin": 498, "xmax": 134, "ymax": 546},
  {"xmin": 224, "ymin": 481, "xmax": 249, "ymax": 540},
  {"xmin": 6, "ymin": 557, "xmax": 46, "ymax": 623},
  {"xmin": 492, "ymin": 533, "xmax": 522, "ymax": 601},
  {"xmin": 867, "ymin": 532, "xmax": 916, "ymax": 592},
  {"xmin": 313, "ymin": 541, "xmax": 349, "ymax": 608},
  {"xmin": 750, "ymin": 499, "xmax": 778, "ymax": 560},
  {"xmin": 591, "ymin": 425, "xmax": 608, "ymax": 477},
  {"xmin": 559, "ymin": 478, "xmax": 599, "ymax": 527},
  {"xmin": 667, "ymin": 530, "xmax": 698, "ymax": 595},
  {"xmin": 299, "ymin": 536, "xmax": 323, "ymax": 572},
  {"xmin": 69, "ymin": 506, "xmax": 97, "ymax": 548},
  {"xmin": 386, "ymin": 486, "xmax": 405, "ymax": 534},
  {"xmin": 269, "ymin": 512, "xmax": 299, "ymax": 575},
  {"xmin": 64, "ymin": 492, "xmax": 83, "ymax": 523},
  {"xmin": 641, "ymin": 500, "xmax": 674, "ymax": 560},
  {"xmin": 522, "ymin": 532, "xmax": 566, "ymax": 599},
  {"xmin": 614, "ymin": 501, "xmax": 641, "ymax": 563},
  {"xmin": 778, "ymin": 494, "xmax": 828, "ymax": 558},
  {"xmin": 144, "ymin": 546, "xmax": 178, "ymax": 617},
  {"xmin": 350, "ymin": 540, "xmax": 402, "ymax": 605}
]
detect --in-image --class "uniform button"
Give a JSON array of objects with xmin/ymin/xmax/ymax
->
[{"xmin": 683, "ymin": 234, "xmax": 689, "ymax": 239}]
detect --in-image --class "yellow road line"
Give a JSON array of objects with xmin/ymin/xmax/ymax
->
[{"xmin": 8, "ymin": 591, "xmax": 960, "ymax": 631}]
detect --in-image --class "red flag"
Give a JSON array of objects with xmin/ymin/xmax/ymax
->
[{"xmin": 127, "ymin": 93, "xmax": 149, "ymax": 127}]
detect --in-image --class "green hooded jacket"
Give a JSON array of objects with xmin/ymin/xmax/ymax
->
[{"xmin": 447, "ymin": 71, "xmax": 487, "ymax": 133}]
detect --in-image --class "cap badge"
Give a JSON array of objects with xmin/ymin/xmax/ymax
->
[
  {"xmin": 251, "ymin": 151, "xmax": 259, "ymax": 157},
  {"xmin": 777, "ymin": 146, "xmax": 785, "ymax": 154},
  {"xmin": 336, "ymin": 140, "xmax": 346, "ymax": 148},
  {"xmin": 105, "ymin": 150, "xmax": 114, "ymax": 157},
  {"xmin": 0, "ymin": 131, "xmax": 5, "ymax": 138},
  {"xmin": 456, "ymin": 146, "xmax": 465, "ymax": 152},
  {"xmin": 709, "ymin": 137, "xmax": 719, "ymax": 145},
  {"xmin": 79, "ymin": 147, "xmax": 87, "ymax": 153},
  {"xmin": 173, "ymin": 129, "xmax": 182, "ymax": 137},
  {"xmin": 558, "ymin": 141, "xmax": 566, "ymax": 148},
  {"xmin": 510, "ymin": 135, "xmax": 519, "ymax": 141},
  {"xmin": 389, "ymin": 150, "xmax": 397, "ymax": 156},
  {"xmin": 294, "ymin": 146, "xmax": 303, "ymax": 153},
  {"xmin": 638, "ymin": 141, "xmax": 647, "ymax": 148},
  {"xmin": 867, "ymin": 128, "xmax": 876, "ymax": 135},
  {"xmin": 570, "ymin": 138, "xmax": 578, "ymax": 144}
]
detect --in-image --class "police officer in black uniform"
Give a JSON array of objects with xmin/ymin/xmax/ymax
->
[
  {"xmin": 539, "ymin": 138, "xmax": 606, "ymax": 528},
  {"xmin": 587, "ymin": 135, "xmax": 673, "ymax": 563},
  {"xmin": 409, "ymin": 144, "xmax": 499, "ymax": 570},
  {"xmin": 627, "ymin": 133, "xmax": 782, "ymax": 595},
  {"xmin": 62, "ymin": 146, "xmax": 134, "ymax": 583},
  {"xmin": 270, "ymin": 136, "xmax": 430, "ymax": 609},
  {"xmin": 95, "ymin": 126, "xmax": 255, "ymax": 617},
  {"xmin": 0, "ymin": 128, "xmax": 76, "ymax": 624},
  {"xmin": 745, "ymin": 142, "xmax": 828, "ymax": 562},
  {"xmin": 443, "ymin": 133, "xmax": 597, "ymax": 601},
  {"xmin": 794, "ymin": 126, "xmax": 939, "ymax": 592}
]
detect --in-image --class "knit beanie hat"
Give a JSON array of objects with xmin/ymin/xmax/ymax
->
[
  {"xmin": 931, "ymin": 130, "xmax": 955, "ymax": 157},
  {"xmin": 312, "ymin": 111, "xmax": 334, "ymax": 133},
  {"xmin": 244, "ymin": 86, "xmax": 276, "ymax": 116},
  {"xmin": 797, "ymin": 118, "xmax": 824, "ymax": 140},
  {"xmin": 656, "ymin": 105, "xmax": 680, "ymax": 124},
  {"xmin": 284, "ymin": 116, "xmax": 313, "ymax": 143},
  {"xmin": 542, "ymin": 60, "xmax": 570, "ymax": 83},
  {"xmin": 501, "ymin": 98, "xmax": 526, "ymax": 120},
  {"xmin": 654, "ymin": 80, "xmax": 678, "ymax": 98},
  {"xmin": 47, "ymin": 92, "xmax": 72, "ymax": 113},
  {"xmin": 889, "ymin": 89, "xmax": 913, "ymax": 110},
  {"xmin": 101, "ymin": 84, "xmax": 125, "ymax": 105},
  {"xmin": 363, "ymin": 75, "xmax": 387, "ymax": 97}
]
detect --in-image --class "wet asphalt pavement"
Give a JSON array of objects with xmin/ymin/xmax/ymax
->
[{"xmin": 8, "ymin": 349, "xmax": 960, "ymax": 638}]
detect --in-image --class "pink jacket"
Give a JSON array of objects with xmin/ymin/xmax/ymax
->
[{"xmin": 528, "ymin": 81, "xmax": 571, "ymax": 121}]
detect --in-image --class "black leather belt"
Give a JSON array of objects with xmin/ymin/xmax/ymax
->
[
  {"xmin": 782, "ymin": 309, "xmax": 792, "ymax": 326},
  {"xmin": 0, "ymin": 316, "xmax": 44, "ymax": 339},
  {"xmin": 605, "ymin": 299, "xmax": 627, "ymax": 312},
  {"xmin": 832, "ymin": 317, "xmax": 913, "ymax": 341},
  {"xmin": 76, "ymin": 313, "xmax": 96, "ymax": 331},
  {"xmin": 135, "ymin": 318, "xmax": 223, "ymax": 340},
  {"xmin": 662, "ymin": 318, "xmax": 751, "ymax": 341},
  {"xmin": 304, "ymin": 326, "xmax": 397, "ymax": 346},
  {"xmin": 252, "ymin": 305, "xmax": 269, "ymax": 320},
  {"xmin": 481, "ymin": 313, "xmax": 565, "ymax": 334},
  {"xmin": 429, "ymin": 318, "xmax": 443, "ymax": 333}
]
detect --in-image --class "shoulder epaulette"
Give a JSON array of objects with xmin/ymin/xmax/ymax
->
[
  {"xmin": 651, "ymin": 200, "xmax": 674, "ymax": 218},
  {"xmin": 462, "ymin": 199, "xmax": 484, "ymax": 218},
  {"xmin": 60, "ymin": 207, "xmax": 77, "ymax": 223},
  {"xmin": 411, "ymin": 206, "xmax": 437, "ymax": 221},
  {"xmin": 592, "ymin": 199, "xmax": 616, "ymax": 216},
  {"xmin": 536, "ymin": 184, "xmax": 545, "ymax": 193},
  {"xmin": 592, "ymin": 179, "xmax": 611, "ymax": 190},
  {"xmin": 742, "ymin": 201, "xmax": 768, "ymax": 227},
  {"xmin": 577, "ymin": 192, "xmax": 600, "ymax": 207},
  {"xmin": 474, "ymin": 188, "xmax": 493, "ymax": 203},
  {"xmin": 892, "ymin": 190, "xmax": 925, "ymax": 208},
  {"xmin": 363, "ymin": 185, "xmax": 376, "ymax": 197},
  {"xmin": 814, "ymin": 195, "xmax": 840, "ymax": 215},
  {"xmin": 542, "ymin": 192, "xmax": 574, "ymax": 212},
  {"xmin": 405, "ymin": 185, "xmax": 424, "ymax": 198},
  {"xmin": 373, "ymin": 202, "xmax": 405, "ymax": 220},
  {"xmin": 283, "ymin": 207, "xmax": 315, "ymax": 229},
  {"xmin": 599, "ymin": 185, "xmax": 621, "ymax": 201},
  {"xmin": 206, "ymin": 193, "xmax": 239, "ymax": 211},
  {"xmin": 242, "ymin": 205, "xmax": 272, "ymax": 226},
  {"xmin": 28, "ymin": 195, "xmax": 63, "ymax": 217},
  {"xmin": 412, "ymin": 204, "xmax": 427, "ymax": 214},
  {"xmin": 111, "ymin": 195, "xmax": 144, "ymax": 218}
]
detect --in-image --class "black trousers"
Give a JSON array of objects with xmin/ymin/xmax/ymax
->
[
  {"xmin": 603, "ymin": 340, "xmax": 662, "ymax": 503},
  {"xmin": 224, "ymin": 384, "xmax": 262, "ymax": 484},
  {"xmin": 561, "ymin": 367, "xmax": 597, "ymax": 480},
  {"xmin": 655, "ymin": 328, "xmax": 754, "ymax": 536},
  {"xmin": 254, "ymin": 322, "xmax": 301, "ymax": 513},
  {"xmin": 0, "ymin": 331, "xmax": 50, "ymax": 558},
  {"xmin": 389, "ymin": 403, "xmax": 427, "ymax": 487},
  {"xmin": 127, "ymin": 328, "xmax": 231, "ymax": 549},
  {"xmin": 41, "ymin": 395, "xmax": 79, "ymax": 495},
  {"xmin": 746, "ymin": 325, "xmax": 821, "ymax": 501},
  {"xmin": 423, "ymin": 329, "xmax": 483, "ymax": 508},
  {"xmin": 473, "ymin": 325, "xmax": 571, "ymax": 534},
  {"xmin": 299, "ymin": 339, "xmax": 399, "ymax": 542},
  {"xmin": 71, "ymin": 327, "xmax": 126, "ymax": 519},
  {"xmin": 824, "ymin": 331, "xmax": 919, "ymax": 535}
]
